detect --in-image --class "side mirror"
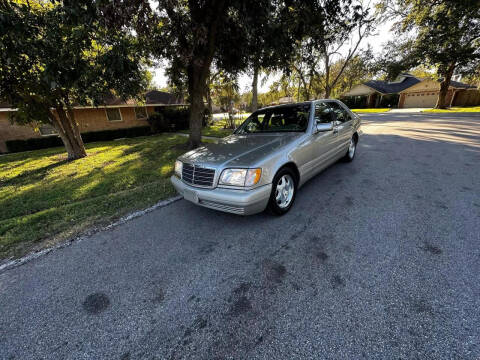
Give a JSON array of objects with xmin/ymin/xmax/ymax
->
[{"xmin": 316, "ymin": 122, "xmax": 334, "ymax": 133}]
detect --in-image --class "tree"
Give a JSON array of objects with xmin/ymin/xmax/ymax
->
[
  {"xmin": 286, "ymin": 0, "xmax": 376, "ymax": 99},
  {"xmin": 210, "ymin": 72, "xmax": 240, "ymax": 128},
  {"xmin": 379, "ymin": 0, "xmax": 480, "ymax": 108},
  {"xmin": 146, "ymin": 1, "xmax": 377, "ymax": 148},
  {"xmin": 148, "ymin": 0, "xmax": 305, "ymax": 148},
  {"xmin": 241, "ymin": 3, "xmax": 293, "ymax": 112},
  {"xmin": 148, "ymin": 0, "xmax": 226, "ymax": 148},
  {"xmin": 330, "ymin": 48, "xmax": 376, "ymax": 97},
  {"xmin": 316, "ymin": 2, "xmax": 375, "ymax": 99},
  {"xmin": 463, "ymin": 65, "xmax": 480, "ymax": 88},
  {"xmin": 0, "ymin": 1, "xmax": 149, "ymax": 160}
]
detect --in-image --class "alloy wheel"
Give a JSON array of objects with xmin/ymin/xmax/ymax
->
[{"xmin": 275, "ymin": 174, "xmax": 294, "ymax": 209}]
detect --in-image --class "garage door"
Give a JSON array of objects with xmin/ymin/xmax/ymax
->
[{"xmin": 404, "ymin": 92, "xmax": 438, "ymax": 108}]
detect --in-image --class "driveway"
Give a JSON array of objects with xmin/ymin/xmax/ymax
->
[{"xmin": 1, "ymin": 113, "xmax": 479, "ymax": 360}]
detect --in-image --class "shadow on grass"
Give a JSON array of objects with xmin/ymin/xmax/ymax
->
[
  {"xmin": 0, "ymin": 134, "xmax": 189, "ymax": 258},
  {"xmin": 2, "ymin": 160, "xmax": 68, "ymax": 186}
]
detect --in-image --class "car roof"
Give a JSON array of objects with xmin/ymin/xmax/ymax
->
[
  {"xmin": 258, "ymin": 101, "xmax": 312, "ymax": 111},
  {"xmin": 258, "ymin": 99, "xmax": 343, "ymax": 112}
]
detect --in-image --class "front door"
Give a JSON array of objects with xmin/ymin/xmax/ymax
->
[
  {"xmin": 308, "ymin": 102, "xmax": 337, "ymax": 174},
  {"xmin": 326, "ymin": 101, "xmax": 353, "ymax": 157}
]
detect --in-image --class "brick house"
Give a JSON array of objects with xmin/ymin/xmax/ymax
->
[{"xmin": 0, "ymin": 90, "xmax": 184, "ymax": 153}]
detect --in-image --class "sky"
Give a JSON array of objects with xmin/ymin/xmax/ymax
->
[{"xmin": 150, "ymin": 18, "xmax": 395, "ymax": 94}]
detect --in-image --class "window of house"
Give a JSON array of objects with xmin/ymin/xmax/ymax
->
[
  {"xmin": 134, "ymin": 107, "xmax": 148, "ymax": 120},
  {"xmin": 39, "ymin": 124, "xmax": 58, "ymax": 136},
  {"xmin": 106, "ymin": 108, "xmax": 122, "ymax": 122}
]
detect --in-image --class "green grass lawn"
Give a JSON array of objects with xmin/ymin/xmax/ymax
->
[
  {"xmin": 178, "ymin": 125, "xmax": 234, "ymax": 138},
  {"xmin": 423, "ymin": 106, "xmax": 480, "ymax": 113},
  {"xmin": 351, "ymin": 108, "xmax": 392, "ymax": 113},
  {"xmin": 179, "ymin": 117, "xmax": 247, "ymax": 138},
  {"xmin": 202, "ymin": 126, "xmax": 234, "ymax": 137},
  {"xmin": 0, "ymin": 134, "xmax": 190, "ymax": 260}
]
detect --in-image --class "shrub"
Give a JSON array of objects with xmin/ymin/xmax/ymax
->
[
  {"xmin": 6, "ymin": 126, "xmax": 151, "ymax": 153},
  {"xmin": 81, "ymin": 126, "xmax": 151, "ymax": 142},
  {"xmin": 147, "ymin": 112, "xmax": 170, "ymax": 133},
  {"xmin": 155, "ymin": 106, "xmax": 209, "ymax": 131},
  {"xmin": 159, "ymin": 106, "xmax": 190, "ymax": 130},
  {"xmin": 6, "ymin": 136, "xmax": 64, "ymax": 153},
  {"xmin": 341, "ymin": 96, "xmax": 367, "ymax": 109}
]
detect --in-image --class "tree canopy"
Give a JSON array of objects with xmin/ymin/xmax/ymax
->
[
  {"xmin": 147, "ymin": 0, "xmax": 377, "ymax": 147},
  {"xmin": 145, "ymin": 0, "xmax": 302, "ymax": 147},
  {"xmin": 0, "ymin": 0, "xmax": 150, "ymax": 159},
  {"xmin": 378, "ymin": 0, "xmax": 480, "ymax": 108}
]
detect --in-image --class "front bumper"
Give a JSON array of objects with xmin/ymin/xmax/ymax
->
[{"xmin": 171, "ymin": 176, "xmax": 272, "ymax": 215}]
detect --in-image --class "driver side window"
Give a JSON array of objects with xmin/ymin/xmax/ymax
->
[
  {"xmin": 315, "ymin": 102, "xmax": 333, "ymax": 124},
  {"xmin": 327, "ymin": 102, "xmax": 351, "ymax": 123}
]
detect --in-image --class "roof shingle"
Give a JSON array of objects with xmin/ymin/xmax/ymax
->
[{"xmin": 364, "ymin": 76, "xmax": 421, "ymax": 94}]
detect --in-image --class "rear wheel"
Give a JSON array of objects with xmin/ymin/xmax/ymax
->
[
  {"xmin": 267, "ymin": 167, "xmax": 297, "ymax": 215},
  {"xmin": 343, "ymin": 135, "xmax": 357, "ymax": 162}
]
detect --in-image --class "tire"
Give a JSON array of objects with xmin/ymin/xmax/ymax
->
[
  {"xmin": 267, "ymin": 167, "xmax": 297, "ymax": 215},
  {"xmin": 343, "ymin": 135, "xmax": 357, "ymax": 162}
]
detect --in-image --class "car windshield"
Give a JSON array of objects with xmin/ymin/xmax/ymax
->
[{"xmin": 235, "ymin": 104, "xmax": 310, "ymax": 134}]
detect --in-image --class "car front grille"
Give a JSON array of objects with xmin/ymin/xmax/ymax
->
[{"xmin": 182, "ymin": 163, "xmax": 215, "ymax": 187}]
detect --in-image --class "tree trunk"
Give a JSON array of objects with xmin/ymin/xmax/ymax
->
[
  {"xmin": 51, "ymin": 107, "xmax": 87, "ymax": 160},
  {"xmin": 251, "ymin": 65, "xmax": 259, "ymax": 111},
  {"xmin": 187, "ymin": 65, "xmax": 207, "ymax": 149},
  {"xmin": 185, "ymin": 0, "xmax": 226, "ymax": 149},
  {"xmin": 435, "ymin": 63, "xmax": 456, "ymax": 109},
  {"xmin": 324, "ymin": 85, "xmax": 331, "ymax": 99},
  {"xmin": 204, "ymin": 69, "xmax": 213, "ymax": 124},
  {"xmin": 324, "ymin": 53, "xmax": 331, "ymax": 99},
  {"xmin": 206, "ymin": 87, "xmax": 213, "ymax": 123}
]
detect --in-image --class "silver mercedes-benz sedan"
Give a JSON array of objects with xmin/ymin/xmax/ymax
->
[{"xmin": 171, "ymin": 99, "xmax": 360, "ymax": 215}]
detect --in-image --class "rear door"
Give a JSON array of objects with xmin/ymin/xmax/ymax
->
[{"xmin": 326, "ymin": 101, "xmax": 353, "ymax": 156}]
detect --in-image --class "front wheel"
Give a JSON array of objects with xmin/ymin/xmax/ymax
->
[
  {"xmin": 343, "ymin": 136, "xmax": 357, "ymax": 162},
  {"xmin": 267, "ymin": 168, "xmax": 297, "ymax": 215}
]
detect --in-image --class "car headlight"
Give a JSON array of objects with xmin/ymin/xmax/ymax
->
[
  {"xmin": 219, "ymin": 168, "xmax": 262, "ymax": 187},
  {"xmin": 174, "ymin": 160, "xmax": 182, "ymax": 177}
]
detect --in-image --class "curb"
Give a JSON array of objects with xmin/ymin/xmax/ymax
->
[{"xmin": 0, "ymin": 195, "xmax": 183, "ymax": 274}]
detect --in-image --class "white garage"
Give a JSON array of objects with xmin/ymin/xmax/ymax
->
[{"xmin": 403, "ymin": 91, "xmax": 438, "ymax": 108}]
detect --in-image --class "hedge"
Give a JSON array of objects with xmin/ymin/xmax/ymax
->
[
  {"xmin": 148, "ymin": 106, "xmax": 208, "ymax": 133},
  {"xmin": 5, "ymin": 106, "xmax": 210, "ymax": 153},
  {"xmin": 6, "ymin": 126, "xmax": 151, "ymax": 153}
]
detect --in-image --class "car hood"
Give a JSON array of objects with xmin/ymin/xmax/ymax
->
[{"xmin": 179, "ymin": 133, "xmax": 300, "ymax": 168}]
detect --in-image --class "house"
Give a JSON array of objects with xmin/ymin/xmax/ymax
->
[
  {"xmin": 341, "ymin": 74, "xmax": 421, "ymax": 108},
  {"xmin": 0, "ymin": 91, "xmax": 184, "ymax": 153},
  {"xmin": 398, "ymin": 79, "xmax": 478, "ymax": 108}
]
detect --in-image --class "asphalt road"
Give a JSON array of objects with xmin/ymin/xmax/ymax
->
[{"xmin": 1, "ymin": 112, "xmax": 479, "ymax": 360}]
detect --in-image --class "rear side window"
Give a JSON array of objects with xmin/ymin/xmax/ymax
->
[
  {"xmin": 314, "ymin": 102, "xmax": 334, "ymax": 124},
  {"xmin": 327, "ymin": 102, "xmax": 351, "ymax": 123}
]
